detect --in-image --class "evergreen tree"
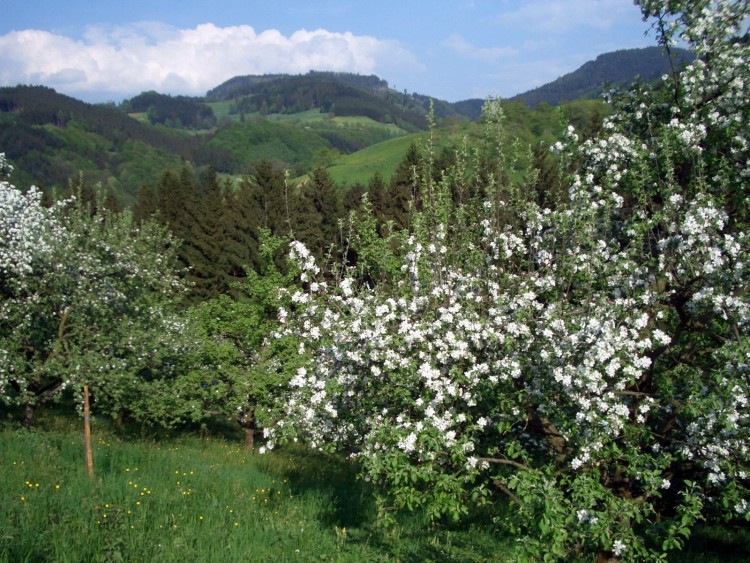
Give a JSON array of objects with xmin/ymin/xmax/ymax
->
[
  {"xmin": 365, "ymin": 172, "xmax": 388, "ymax": 222},
  {"xmin": 300, "ymin": 167, "xmax": 342, "ymax": 258},
  {"xmin": 384, "ymin": 142, "xmax": 421, "ymax": 230},
  {"xmin": 246, "ymin": 159, "xmax": 290, "ymax": 237},
  {"xmin": 223, "ymin": 180, "xmax": 261, "ymax": 282},
  {"xmin": 133, "ymin": 183, "xmax": 158, "ymax": 223},
  {"xmin": 342, "ymin": 181, "xmax": 366, "ymax": 215},
  {"xmin": 180, "ymin": 167, "xmax": 233, "ymax": 301},
  {"xmin": 155, "ymin": 165, "xmax": 199, "ymax": 241}
]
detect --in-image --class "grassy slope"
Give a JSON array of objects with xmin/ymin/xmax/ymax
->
[
  {"xmin": 0, "ymin": 413, "xmax": 515, "ymax": 562},
  {"xmin": 206, "ymin": 108, "xmax": 412, "ymax": 181},
  {"xmin": 207, "ymin": 103, "xmax": 407, "ymax": 132},
  {"xmin": 324, "ymin": 100, "xmax": 609, "ymax": 188},
  {"xmin": 326, "ymin": 133, "xmax": 425, "ymax": 186},
  {"xmin": 2, "ymin": 413, "xmax": 748, "ymax": 561}
]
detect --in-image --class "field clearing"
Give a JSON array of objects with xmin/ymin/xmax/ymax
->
[
  {"xmin": 205, "ymin": 101, "xmax": 411, "ymax": 133},
  {"xmin": 324, "ymin": 123, "xmax": 477, "ymax": 186},
  {"xmin": 127, "ymin": 112, "xmax": 148, "ymax": 122},
  {"xmin": 206, "ymin": 101, "xmax": 234, "ymax": 122},
  {"xmin": 326, "ymin": 134, "xmax": 422, "ymax": 186}
]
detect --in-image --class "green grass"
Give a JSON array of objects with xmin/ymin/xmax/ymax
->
[
  {"xmin": 265, "ymin": 108, "xmax": 330, "ymax": 123},
  {"xmin": 0, "ymin": 412, "xmax": 517, "ymax": 562},
  {"xmin": 205, "ymin": 101, "xmax": 235, "ymax": 122},
  {"xmin": 127, "ymin": 112, "xmax": 149, "ymax": 122},
  {"xmin": 325, "ymin": 133, "xmax": 425, "ymax": 186},
  {"xmin": 3, "ymin": 411, "xmax": 749, "ymax": 562},
  {"xmin": 323, "ymin": 122, "xmax": 476, "ymax": 186}
]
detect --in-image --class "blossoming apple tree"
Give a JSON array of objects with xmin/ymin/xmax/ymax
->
[
  {"xmin": 264, "ymin": 1, "xmax": 750, "ymax": 559},
  {"xmin": 0, "ymin": 160, "xmax": 196, "ymax": 427}
]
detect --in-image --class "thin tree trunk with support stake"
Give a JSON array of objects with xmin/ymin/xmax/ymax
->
[{"xmin": 83, "ymin": 385, "xmax": 94, "ymax": 477}]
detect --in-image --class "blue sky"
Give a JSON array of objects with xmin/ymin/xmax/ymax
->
[{"xmin": 0, "ymin": 0, "xmax": 658, "ymax": 103}]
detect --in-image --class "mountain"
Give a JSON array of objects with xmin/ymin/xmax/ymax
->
[{"xmin": 510, "ymin": 46, "xmax": 695, "ymax": 108}]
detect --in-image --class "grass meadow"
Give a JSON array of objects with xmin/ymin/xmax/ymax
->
[
  {"xmin": 0, "ymin": 410, "xmax": 516, "ymax": 562},
  {"xmin": 2, "ymin": 409, "xmax": 750, "ymax": 562}
]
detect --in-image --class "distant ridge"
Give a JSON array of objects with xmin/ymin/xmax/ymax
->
[
  {"xmin": 511, "ymin": 46, "xmax": 695, "ymax": 108},
  {"xmin": 205, "ymin": 70, "xmax": 481, "ymax": 125},
  {"xmin": 0, "ymin": 46, "xmax": 698, "ymax": 199}
]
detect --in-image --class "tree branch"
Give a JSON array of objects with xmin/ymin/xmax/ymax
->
[
  {"xmin": 492, "ymin": 479, "xmax": 522, "ymax": 505},
  {"xmin": 478, "ymin": 457, "xmax": 534, "ymax": 472}
]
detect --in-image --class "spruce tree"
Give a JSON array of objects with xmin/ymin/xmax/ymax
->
[
  {"xmin": 247, "ymin": 159, "xmax": 290, "ymax": 237},
  {"xmin": 384, "ymin": 142, "xmax": 421, "ymax": 230},
  {"xmin": 133, "ymin": 183, "xmax": 158, "ymax": 222},
  {"xmin": 180, "ymin": 167, "xmax": 233, "ymax": 301},
  {"xmin": 223, "ymin": 179, "xmax": 261, "ymax": 281}
]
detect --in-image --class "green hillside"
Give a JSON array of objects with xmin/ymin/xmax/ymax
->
[
  {"xmin": 206, "ymin": 73, "xmax": 429, "ymax": 131},
  {"xmin": 324, "ymin": 98, "xmax": 608, "ymax": 187},
  {"xmin": 0, "ymin": 85, "xmax": 229, "ymax": 201},
  {"xmin": 0, "ymin": 46, "xmax": 664, "ymax": 201},
  {"xmin": 326, "ymin": 133, "xmax": 425, "ymax": 186},
  {"xmin": 208, "ymin": 118, "xmax": 332, "ymax": 174},
  {"xmin": 121, "ymin": 91, "xmax": 216, "ymax": 129},
  {"xmin": 512, "ymin": 46, "xmax": 695, "ymax": 108}
]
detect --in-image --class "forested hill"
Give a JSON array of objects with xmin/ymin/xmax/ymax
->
[
  {"xmin": 206, "ymin": 71, "xmax": 480, "ymax": 127},
  {"xmin": 510, "ymin": 46, "xmax": 695, "ymax": 108},
  {"xmin": 0, "ymin": 85, "xmax": 231, "ymax": 196},
  {"xmin": 0, "ymin": 47, "xmax": 696, "ymax": 198},
  {"xmin": 206, "ymin": 71, "xmax": 391, "ymax": 101}
]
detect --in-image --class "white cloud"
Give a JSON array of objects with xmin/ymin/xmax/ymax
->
[
  {"xmin": 0, "ymin": 22, "xmax": 420, "ymax": 100},
  {"xmin": 442, "ymin": 33, "xmax": 518, "ymax": 61}
]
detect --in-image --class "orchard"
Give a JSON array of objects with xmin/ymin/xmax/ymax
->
[{"xmin": 2, "ymin": 0, "xmax": 749, "ymax": 560}]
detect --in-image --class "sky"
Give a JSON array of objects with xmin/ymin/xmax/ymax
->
[{"xmin": 0, "ymin": 0, "xmax": 660, "ymax": 103}]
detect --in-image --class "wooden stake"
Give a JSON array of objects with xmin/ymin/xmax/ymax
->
[{"xmin": 83, "ymin": 385, "xmax": 94, "ymax": 477}]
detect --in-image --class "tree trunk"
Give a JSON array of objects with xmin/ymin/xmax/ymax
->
[
  {"xmin": 22, "ymin": 403, "xmax": 35, "ymax": 429},
  {"xmin": 237, "ymin": 406, "xmax": 257, "ymax": 453},
  {"xmin": 244, "ymin": 427, "xmax": 255, "ymax": 451}
]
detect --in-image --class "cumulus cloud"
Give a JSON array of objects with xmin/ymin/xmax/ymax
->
[{"xmin": 0, "ymin": 22, "xmax": 420, "ymax": 100}]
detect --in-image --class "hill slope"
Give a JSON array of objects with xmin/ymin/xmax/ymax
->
[
  {"xmin": 1, "ymin": 47, "xmax": 695, "ymax": 198},
  {"xmin": 510, "ymin": 46, "xmax": 695, "ymax": 108},
  {"xmin": 0, "ymin": 85, "xmax": 231, "ymax": 199}
]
